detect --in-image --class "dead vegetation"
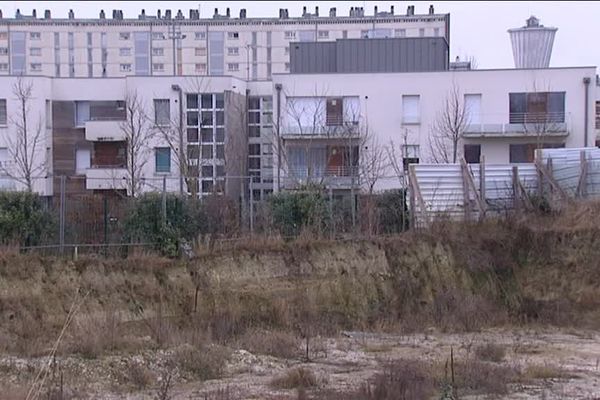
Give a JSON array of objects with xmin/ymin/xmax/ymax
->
[{"xmin": 270, "ymin": 367, "xmax": 319, "ymax": 389}]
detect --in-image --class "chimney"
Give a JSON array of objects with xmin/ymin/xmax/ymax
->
[
  {"xmin": 360, "ymin": 7, "xmax": 365, "ymax": 17},
  {"xmin": 285, "ymin": 9, "xmax": 289, "ymax": 18},
  {"xmin": 329, "ymin": 7, "xmax": 336, "ymax": 17},
  {"xmin": 240, "ymin": 9, "xmax": 246, "ymax": 19},
  {"xmin": 44, "ymin": 9, "xmax": 51, "ymax": 19},
  {"xmin": 374, "ymin": 5, "xmax": 378, "ymax": 15},
  {"xmin": 68, "ymin": 9, "xmax": 74, "ymax": 19},
  {"xmin": 140, "ymin": 9, "xmax": 146, "ymax": 19},
  {"xmin": 99, "ymin": 9, "xmax": 105, "ymax": 19},
  {"xmin": 226, "ymin": 8, "xmax": 230, "ymax": 17},
  {"xmin": 302, "ymin": 6, "xmax": 307, "ymax": 16},
  {"xmin": 165, "ymin": 9, "xmax": 171, "ymax": 19},
  {"xmin": 390, "ymin": 5, "xmax": 394, "ymax": 15},
  {"xmin": 32, "ymin": 9, "xmax": 37, "ymax": 18},
  {"xmin": 157, "ymin": 9, "xmax": 161, "ymax": 19},
  {"xmin": 315, "ymin": 6, "xmax": 319, "ymax": 16},
  {"xmin": 0, "ymin": 10, "xmax": 2, "ymax": 19},
  {"xmin": 176, "ymin": 9, "xmax": 183, "ymax": 19},
  {"xmin": 412, "ymin": 5, "xmax": 415, "ymax": 15},
  {"xmin": 15, "ymin": 9, "xmax": 21, "ymax": 19},
  {"xmin": 429, "ymin": 5, "xmax": 434, "ymax": 14},
  {"xmin": 213, "ymin": 8, "xmax": 218, "ymax": 17}
]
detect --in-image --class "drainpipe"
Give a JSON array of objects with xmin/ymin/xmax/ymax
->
[
  {"xmin": 171, "ymin": 84, "xmax": 184, "ymax": 195},
  {"xmin": 583, "ymin": 77, "xmax": 591, "ymax": 147},
  {"xmin": 275, "ymin": 83, "xmax": 282, "ymax": 191}
]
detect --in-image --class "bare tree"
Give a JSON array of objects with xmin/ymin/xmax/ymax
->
[
  {"xmin": 359, "ymin": 131, "xmax": 388, "ymax": 235},
  {"xmin": 430, "ymin": 83, "xmax": 470, "ymax": 163},
  {"xmin": 520, "ymin": 80, "xmax": 564, "ymax": 153},
  {"xmin": 120, "ymin": 90, "xmax": 153, "ymax": 197},
  {"xmin": 1, "ymin": 78, "xmax": 45, "ymax": 191}
]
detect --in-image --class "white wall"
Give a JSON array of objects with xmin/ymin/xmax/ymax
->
[{"xmin": 273, "ymin": 66, "xmax": 597, "ymax": 191}]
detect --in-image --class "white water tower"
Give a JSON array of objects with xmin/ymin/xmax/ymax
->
[{"xmin": 508, "ymin": 16, "xmax": 557, "ymax": 68}]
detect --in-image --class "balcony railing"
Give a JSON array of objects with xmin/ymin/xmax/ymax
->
[
  {"xmin": 85, "ymin": 167, "xmax": 127, "ymax": 190},
  {"xmin": 463, "ymin": 112, "xmax": 570, "ymax": 138},
  {"xmin": 283, "ymin": 166, "xmax": 359, "ymax": 189},
  {"xmin": 282, "ymin": 122, "xmax": 360, "ymax": 138},
  {"xmin": 85, "ymin": 119, "xmax": 126, "ymax": 141}
]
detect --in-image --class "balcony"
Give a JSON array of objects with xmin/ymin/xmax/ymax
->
[
  {"xmin": 281, "ymin": 122, "xmax": 360, "ymax": 139},
  {"xmin": 463, "ymin": 112, "xmax": 570, "ymax": 138},
  {"xmin": 85, "ymin": 167, "xmax": 128, "ymax": 190},
  {"xmin": 283, "ymin": 166, "xmax": 358, "ymax": 190},
  {"xmin": 85, "ymin": 118, "xmax": 125, "ymax": 142}
]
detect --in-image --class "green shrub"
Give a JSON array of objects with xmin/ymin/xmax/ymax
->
[
  {"xmin": 376, "ymin": 189, "xmax": 409, "ymax": 233},
  {"xmin": 269, "ymin": 184, "xmax": 328, "ymax": 237},
  {"xmin": 0, "ymin": 191, "xmax": 55, "ymax": 246},
  {"xmin": 123, "ymin": 194, "xmax": 206, "ymax": 256}
]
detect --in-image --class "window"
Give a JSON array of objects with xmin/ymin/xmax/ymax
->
[
  {"xmin": 434, "ymin": 28, "xmax": 440, "ymax": 37},
  {"xmin": 595, "ymin": 101, "xmax": 600, "ymax": 129},
  {"xmin": 201, "ymin": 145, "xmax": 213, "ymax": 159},
  {"xmin": 30, "ymin": 32, "xmax": 41, "ymax": 40},
  {"xmin": 0, "ymin": 99, "xmax": 7, "ymax": 125},
  {"xmin": 299, "ymin": 30, "xmax": 316, "ymax": 42},
  {"xmin": 318, "ymin": 30, "xmax": 329, "ymax": 39},
  {"xmin": 216, "ymin": 144, "xmax": 224, "ymax": 159},
  {"xmin": 208, "ymin": 31, "xmax": 224, "ymax": 75},
  {"xmin": 119, "ymin": 32, "xmax": 130, "ymax": 40},
  {"xmin": 195, "ymin": 47, "xmax": 207, "ymax": 56},
  {"xmin": 75, "ymin": 149, "xmax": 91, "ymax": 174},
  {"xmin": 0, "ymin": 63, "xmax": 7, "ymax": 71},
  {"xmin": 152, "ymin": 47, "xmax": 164, "ymax": 56},
  {"xmin": 155, "ymin": 147, "xmax": 171, "ymax": 173},
  {"xmin": 195, "ymin": 63, "xmax": 207, "ymax": 73},
  {"xmin": 402, "ymin": 145, "xmax": 420, "ymax": 171},
  {"xmin": 201, "ymin": 165, "xmax": 214, "ymax": 178},
  {"xmin": 395, "ymin": 29, "xmax": 406, "ymax": 37},
  {"xmin": 119, "ymin": 47, "xmax": 131, "ymax": 56},
  {"xmin": 509, "ymin": 92, "xmax": 565, "ymax": 123},
  {"xmin": 227, "ymin": 32, "xmax": 239, "ymax": 39},
  {"xmin": 120, "ymin": 63, "xmax": 131, "ymax": 72},
  {"xmin": 249, "ymin": 144, "xmax": 261, "ymax": 155},
  {"xmin": 362, "ymin": 28, "xmax": 392, "ymax": 38},
  {"xmin": 154, "ymin": 99, "xmax": 170, "ymax": 125},
  {"xmin": 284, "ymin": 46, "xmax": 289, "ymax": 55},
  {"xmin": 0, "ymin": 147, "xmax": 8, "ymax": 171},
  {"xmin": 134, "ymin": 32, "xmax": 150, "ymax": 76},
  {"xmin": 152, "ymin": 32, "xmax": 165, "ymax": 40},
  {"xmin": 227, "ymin": 47, "xmax": 239, "ymax": 56},
  {"xmin": 419, "ymin": 28, "xmax": 425, "ymax": 37},
  {"xmin": 284, "ymin": 31, "xmax": 296, "ymax": 39},
  {"xmin": 402, "ymin": 95, "xmax": 420, "ymax": 124},
  {"xmin": 0, "ymin": 32, "xmax": 7, "ymax": 40},
  {"xmin": 195, "ymin": 31, "xmax": 206, "ymax": 40},
  {"xmin": 285, "ymin": 62, "xmax": 290, "ymax": 71},
  {"xmin": 464, "ymin": 94, "xmax": 482, "ymax": 125},
  {"xmin": 227, "ymin": 63, "xmax": 239, "ymax": 71},
  {"xmin": 75, "ymin": 101, "xmax": 90, "ymax": 126},
  {"xmin": 0, "ymin": 47, "xmax": 7, "ymax": 55},
  {"xmin": 464, "ymin": 144, "xmax": 481, "ymax": 164},
  {"xmin": 30, "ymin": 48, "xmax": 41, "ymax": 56},
  {"xmin": 152, "ymin": 63, "xmax": 164, "ymax": 72},
  {"xmin": 30, "ymin": 63, "xmax": 42, "ymax": 72},
  {"xmin": 326, "ymin": 98, "xmax": 343, "ymax": 126},
  {"xmin": 9, "ymin": 32, "xmax": 25, "ymax": 74}
]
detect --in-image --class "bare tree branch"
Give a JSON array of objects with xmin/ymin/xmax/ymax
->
[{"xmin": 429, "ymin": 83, "xmax": 469, "ymax": 163}]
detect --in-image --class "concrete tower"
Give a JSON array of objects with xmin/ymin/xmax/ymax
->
[{"xmin": 508, "ymin": 16, "xmax": 557, "ymax": 68}]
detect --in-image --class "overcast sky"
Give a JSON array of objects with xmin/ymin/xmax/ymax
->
[{"xmin": 4, "ymin": 1, "xmax": 599, "ymax": 71}]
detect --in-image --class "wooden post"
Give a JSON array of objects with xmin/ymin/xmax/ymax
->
[
  {"xmin": 479, "ymin": 156, "xmax": 486, "ymax": 220},
  {"xmin": 408, "ymin": 168, "xmax": 416, "ymax": 229},
  {"xmin": 512, "ymin": 166, "xmax": 520, "ymax": 211},
  {"xmin": 578, "ymin": 150, "xmax": 588, "ymax": 198},
  {"xmin": 535, "ymin": 149, "xmax": 543, "ymax": 198},
  {"xmin": 461, "ymin": 160, "xmax": 471, "ymax": 222}
]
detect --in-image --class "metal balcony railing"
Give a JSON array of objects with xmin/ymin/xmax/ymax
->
[
  {"xmin": 282, "ymin": 122, "xmax": 360, "ymax": 137},
  {"xmin": 463, "ymin": 112, "xmax": 570, "ymax": 137}
]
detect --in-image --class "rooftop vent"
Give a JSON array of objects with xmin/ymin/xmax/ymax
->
[
  {"xmin": 176, "ymin": 9, "xmax": 184, "ymax": 19},
  {"xmin": 15, "ymin": 9, "xmax": 21, "ymax": 19},
  {"xmin": 164, "ymin": 9, "xmax": 171, "ymax": 19},
  {"xmin": 429, "ymin": 5, "xmax": 434, "ymax": 14},
  {"xmin": 139, "ymin": 9, "xmax": 146, "ymax": 19},
  {"xmin": 239, "ymin": 9, "xmax": 247, "ymax": 19},
  {"xmin": 279, "ymin": 9, "xmax": 289, "ymax": 19},
  {"xmin": 407, "ymin": 5, "xmax": 415, "ymax": 16},
  {"xmin": 32, "ymin": 9, "xmax": 37, "ymax": 18},
  {"xmin": 68, "ymin": 9, "xmax": 74, "ymax": 19},
  {"xmin": 190, "ymin": 9, "xmax": 199, "ymax": 19},
  {"xmin": 157, "ymin": 9, "xmax": 161, "ymax": 19},
  {"xmin": 44, "ymin": 9, "xmax": 51, "ymax": 19},
  {"xmin": 99, "ymin": 9, "xmax": 105, "ymax": 19},
  {"xmin": 329, "ymin": 7, "xmax": 336, "ymax": 17}
]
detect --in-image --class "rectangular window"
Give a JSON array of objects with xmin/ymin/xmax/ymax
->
[
  {"xmin": 227, "ymin": 63, "xmax": 239, "ymax": 71},
  {"xmin": 419, "ymin": 28, "xmax": 425, "ymax": 37},
  {"xmin": 509, "ymin": 144, "xmax": 533, "ymax": 163},
  {"xmin": 0, "ymin": 147, "xmax": 8, "ymax": 171},
  {"xmin": 155, "ymin": 147, "xmax": 171, "ymax": 173},
  {"xmin": 75, "ymin": 101, "xmax": 90, "ymax": 126},
  {"xmin": 154, "ymin": 99, "xmax": 170, "ymax": 125},
  {"xmin": 152, "ymin": 32, "xmax": 165, "ymax": 40},
  {"xmin": 434, "ymin": 28, "xmax": 440, "ymax": 37},
  {"xmin": 120, "ymin": 63, "xmax": 131, "ymax": 72},
  {"xmin": 402, "ymin": 95, "xmax": 420, "ymax": 124},
  {"xmin": 119, "ymin": 47, "xmax": 131, "ymax": 56},
  {"xmin": 326, "ymin": 98, "xmax": 343, "ymax": 126},
  {"xmin": 362, "ymin": 28, "xmax": 392, "ymax": 38},
  {"xmin": 10, "ymin": 32, "xmax": 26, "ymax": 75},
  {"xmin": 0, "ymin": 99, "xmax": 7, "ymax": 125},
  {"xmin": 208, "ymin": 31, "xmax": 224, "ymax": 75},
  {"xmin": 119, "ymin": 32, "xmax": 131, "ymax": 40},
  {"xmin": 0, "ymin": 63, "xmax": 7, "ymax": 71},
  {"xmin": 402, "ymin": 145, "xmax": 420, "ymax": 171},
  {"xmin": 30, "ymin": 63, "xmax": 42, "ymax": 72},
  {"xmin": 0, "ymin": 47, "xmax": 8, "ymax": 55},
  {"xmin": 152, "ymin": 63, "xmax": 164, "ymax": 72},
  {"xmin": 195, "ymin": 63, "xmax": 207, "ymax": 73},
  {"xmin": 201, "ymin": 165, "xmax": 214, "ymax": 178},
  {"xmin": 0, "ymin": 32, "xmax": 7, "ymax": 40},
  {"xmin": 195, "ymin": 47, "xmax": 207, "ymax": 56},
  {"xmin": 285, "ymin": 62, "xmax": 290, "ymax": 71},
  {"xmin": 87, "ymin": 32, "xmax": 93, "ymax": 46},
  {"xmin": 75, "ymin": 149, "xmax": 91, "ymax": 174},
  {"xmin": 195, "ymin": 31, "xmax": 206, "ymax": 40},
  {"xmin": 249, "ymin": 143, "xmax": 261, "ymax": 155},
  {"xmin": 509, "ymin": 92, "xmax": 566, "ymax": 123},
  {"xmin": 318, "ymin": 30, "xmax": 329, "ymax": 39},
  {"xmin": 464, "ymin": 144, "xmax": 481, "ymax": 164},
  {"xmin": 30, "ymin": 32, "xmax": 41, "ymax": 40},
  {"xmin": 201, "ymin": 145, "xmax": 213, "ymax": 159},
  {"xmin": 464, "ymin": 94, "xmax": 482, "ymax": 125},
  {"xmin": 152, "ymin": 47, "xmax": 164, "ymax": 56},
  {"xmin": 227, "ymin": 32, "xmax": 239, "ymax": 39},
  {"xmin": 595, "ymin": 101, "xmax": 600, "ymax": 129},
  {"xmin": 30, "ymin": 48, "xmax": 41, "ymax": 56},
  {"xmin": 284, "ymin": 31, "xmax": 296, "ymax": 39},
  {"xmin": 284, "ymin": 46, "xmax": 289, "ymax": 55},
  {"xmin": 395, "ymin": 29, "xmax": 406, "ymax": 37},
  {"xmin": 299, "ymin": 30, "xmax": 316, "ymax": 42},
  {"xmin": 134, "ymin": 32, "xmax": 150, "ymax": 76},
  {"xmin": 227, "ymin": 47, "xmax": 239, "ymax": 56}
]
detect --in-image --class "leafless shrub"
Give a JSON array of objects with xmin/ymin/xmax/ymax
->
[
  {"xmin": 172, "ymin": 344, "xmax": 231, "ymax": 381},
  {"xmin": 154, "ymin": 370, "xmax": 174, "ymax": 400},
  {"xmin": 271, "ymin": 367, "xmax": 318, "ymax": 389},
  {"xmin": 475, "ymin": 343, "xmax": 506, "ymax": 362},
  {"xmin": 236, "ymin": 329, "xmax": 300, "ymax": 359},
  {"xmin": 449, "ymin": 359, "xmax": 518, "ymax": 396},
  {"xmin": 364, "ymin": 359, "xmax": 435, "ymax": 400},
  {"xmin": 125, "ymin": 362, "xmax": 155, "ymax": 390}
]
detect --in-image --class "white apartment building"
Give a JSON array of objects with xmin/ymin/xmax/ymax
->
[
  {"xmin": 273, "ymin": 67, "xmax": 598, "ymax": 192},
  {"xmin": 0, "ymin": 5, "xmax": 448, "ymax": 80}
]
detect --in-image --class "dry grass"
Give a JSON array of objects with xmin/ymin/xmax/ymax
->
[
  {"xmin": 172, "ymin": 344, "xmax": 231, "ymax": 381},
  {"xmin": 475, "ymin": 343, "xmax": 506, "ymax": 362},
  {"xmin": 123, "ymin": 362, "xmax": 155, "ymax": 390},
  {"xmin": 271, "ymin": 367, "xmax": 318, "ymax": 389},
  {"xmin": 236, "ymin": 329, "xmax": 301, "ymax": 359},
  {"xmin": 522, "ymin": 363, "xmax": 576, "ymax": 380}
]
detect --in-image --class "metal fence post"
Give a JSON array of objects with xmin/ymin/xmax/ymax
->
[
  {"xmin": 249, "ymin": 177, "xmax": 254, "ymax": 234},
  {"xmin": 329, "ymin": 185, "xmax": 334, "ymax": 239},
  {"xmin": 59, "ymin": 175, "xmax": 66, "ymax": 255},
  {"xmin": 162, "ymin": 175, "xmax": 167, "ymax": 227}
]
